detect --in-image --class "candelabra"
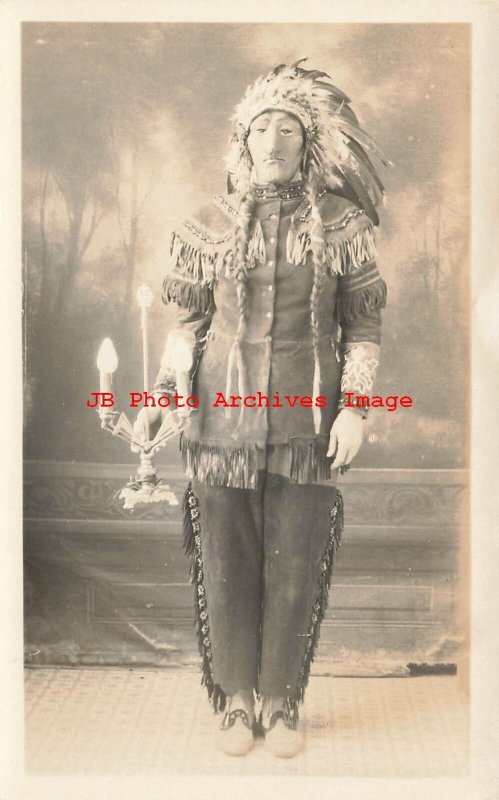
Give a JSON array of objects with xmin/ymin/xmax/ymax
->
[{"xmin": 95, "ymin": 285, "xmax": 186, "ymax": 511}]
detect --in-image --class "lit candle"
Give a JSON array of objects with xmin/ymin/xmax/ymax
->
[
  {"xmin": 97, "ymin": 338, "xmax": 118, "ymax": 397},
  {"xmin": 136, "ymin": 284, "xmax": 153, "ymax": 393}
]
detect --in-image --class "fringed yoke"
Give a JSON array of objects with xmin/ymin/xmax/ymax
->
[{"xmin": 158, "ymin": 189, "xmax": 386, "ymax": 488}]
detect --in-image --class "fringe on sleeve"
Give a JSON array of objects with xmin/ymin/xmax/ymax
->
[
  {"xmin": 169, "ymin": 229, "xmax": 234, "ymax": 284},
  {"xmin": 324, "ymin": 208, "xmax": 377, "ymax": 276},
  {"xmin": 337, "ymin": 270, "xmax": 387, "ymax": 325},
  {"xmin": 286, "ymin": 205, "xmax": 377, "ymax": 276},
  {"xmin": 162, "ymin": 274, "xmax": 216, "ymax": 315},
  {"xmin": 162, "ymin": 200, "xmax": 238, "ymax": 313}
]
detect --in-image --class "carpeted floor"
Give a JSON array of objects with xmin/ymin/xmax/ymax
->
[{"xmin": 24, "ymin": 668, "xmax": 469, "ymax": 777}]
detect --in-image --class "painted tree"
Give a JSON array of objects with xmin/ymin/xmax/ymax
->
[{"xmin": 22, "ymin": 24, "xmax": 169, "ymax": 438}]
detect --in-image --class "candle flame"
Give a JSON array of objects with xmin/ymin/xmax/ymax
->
[
  {"xmin": 97, "ymin": 338, "xmax": 118, "ymax": 372},
  {"xmin": 137, "ymin": 284, "xmax": 153, "ymax": 308}
]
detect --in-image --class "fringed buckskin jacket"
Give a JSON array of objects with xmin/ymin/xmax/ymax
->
[{"xmin": 155, "ymin": 182, "xmax": 386, "ymax": 490}]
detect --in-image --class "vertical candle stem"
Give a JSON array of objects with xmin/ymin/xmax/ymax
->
[
  {"xmin": 142, "ymin": 308, "xmax": 149, "ymax": 394},
  {"xmin": 137, "ymin": 285, "xmax": 154, "ymax": 444}
]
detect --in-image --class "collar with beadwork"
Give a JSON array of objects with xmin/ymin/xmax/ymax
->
[{"xmin": 250, "ymin": 180, "xmax": 306, "ymax": 200}]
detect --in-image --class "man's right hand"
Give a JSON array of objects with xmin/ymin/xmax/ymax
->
[{"xmin": 131, "ymin": 406, "xmax": 165, "ymax": 452}]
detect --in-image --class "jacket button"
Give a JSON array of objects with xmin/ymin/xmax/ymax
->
[
  {"xmin": 267, "ymin": 260, "xmax": 274, "ymax": 267},
  {"xmin": 269, "ymin": 236, "xmax": 276, "ymax": 244},
  {"xmin": 267, "ymin": 285, "xmax": 273, "ymax": 291},
  {"xmin": 265, "ymin": 312, "xmax": 272, "ymax": 318}
]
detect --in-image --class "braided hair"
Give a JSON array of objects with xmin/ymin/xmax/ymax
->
[
  {"xmin": 233, "ymin": 189, "xmax": 257, "ymax": 346},
  {"xmin": 303, "ymin": 172, "xmax": 326, "ymax": 387}
]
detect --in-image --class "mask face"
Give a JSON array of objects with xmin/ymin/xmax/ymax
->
[{"xmin": 247, "ymin": 110, "xmax": 304, "ymax": 185}]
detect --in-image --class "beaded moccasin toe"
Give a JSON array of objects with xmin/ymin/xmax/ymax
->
[
  {"xmin": 216, "ymin": 709, "xmax": 255, "ymax": 757},
  {"xmin": 262, "ymin": 710, "xmax": 305, "ymax": 758}
]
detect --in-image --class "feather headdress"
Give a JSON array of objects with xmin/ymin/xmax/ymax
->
[{"xmin": 226, "ymin": 58, "xmax": 391, "ymax": 224}]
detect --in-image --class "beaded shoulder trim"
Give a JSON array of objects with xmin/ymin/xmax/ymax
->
[
  {"xmin": 214, "ymin": 194, "xmax": 239, "ymax": 217},
  {"xmin": 323, "ymin": 207, "xmax": 366, "ymax": 232},
  {"xmin": 182, "ymin": 219, "xmax": 233, "ymax": 247}
]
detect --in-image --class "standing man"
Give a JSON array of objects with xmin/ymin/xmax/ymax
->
[{"xmin": 139, "ymin": 60, "xmax": 388, "ymax": 757}]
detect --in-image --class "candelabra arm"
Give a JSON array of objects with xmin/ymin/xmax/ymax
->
[{"xmin": 97, "ymin": 406, "xmax": 187, "ymax": 509}]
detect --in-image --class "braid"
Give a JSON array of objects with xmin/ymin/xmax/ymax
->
[
  {"xmin": 304, "ymin": 177, "xmax": 326, "ymax": 372},
  {"xmin": 234, "ymin": 189, "xmax": 256, "ymax": 342}
]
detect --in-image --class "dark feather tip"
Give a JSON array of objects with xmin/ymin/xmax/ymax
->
[
  {"xmin": 270, "ymin": 63, "xmax": 287, "ymax": 77},
  {"xmin": 291, "ymin": 57, "xmax": 309, "ymax": 69},
  {"xmin": 308, "ymin": 70, "xmax": 332, "ymax": 80}
]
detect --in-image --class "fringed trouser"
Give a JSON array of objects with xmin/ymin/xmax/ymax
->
[{"xmin": 182, "ymin": 470, "xmax": 343, "ymax": 717}]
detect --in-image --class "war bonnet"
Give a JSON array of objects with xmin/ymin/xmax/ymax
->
[{"xmin": 226, "ymin": 59, "xmax": 391, "ymax": 225}]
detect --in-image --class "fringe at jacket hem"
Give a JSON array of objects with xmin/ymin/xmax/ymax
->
[{"xmin": 180, "ymin": 434, "xmax": 333, "ymax": 488}]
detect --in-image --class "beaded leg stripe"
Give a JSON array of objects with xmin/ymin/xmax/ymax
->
[
  {"xmin": 287, "ymin": 489, "xmax": 344, "ymax": 722},
  {"xmin": 182, "ymin": 482, "xmax": 227, "ymax": 713}
]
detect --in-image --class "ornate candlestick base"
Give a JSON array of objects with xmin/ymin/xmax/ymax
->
[
  {"xmin": 117, "ymin": 478, "xmax": 179, "ymax": 511},
  {"xmin": 100, "ymin": 408, "xmax": 187, "ymax": 511}
]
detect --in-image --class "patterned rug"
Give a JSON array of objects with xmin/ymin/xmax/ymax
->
[{"xmin": 25, "ymin": 668, "xmax": 469, "ymax": 777}]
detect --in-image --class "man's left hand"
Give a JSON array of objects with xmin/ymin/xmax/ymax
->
[{"xmin": 327, "ymin": 408, "xmax": 364, "ymax": 469}]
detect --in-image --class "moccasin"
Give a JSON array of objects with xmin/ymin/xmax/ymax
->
[{"xmin": 216, "ymin": 709, "xmax": 254, "ymax": 756}]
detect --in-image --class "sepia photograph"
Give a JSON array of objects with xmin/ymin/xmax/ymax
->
[
  {"xmin": 2, "ymin": 2, "xmax": 498, "ymax": 797},
  {"xmin": 20, "ymin": 18, "xmax": 471, "ymax": 776}
]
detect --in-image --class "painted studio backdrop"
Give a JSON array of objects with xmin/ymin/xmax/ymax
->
[{"xmin": 23, "ymin": 23, "xmax": 469, "ymax": 672}]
